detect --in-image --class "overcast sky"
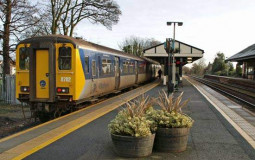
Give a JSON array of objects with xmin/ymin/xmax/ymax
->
[{"xmin": 76, "ymin": 0, "xmax": 255, "ymax": 64}]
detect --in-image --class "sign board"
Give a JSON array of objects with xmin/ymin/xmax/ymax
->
[{"xmin": 164, "ymin": 38, "xmax": 171, "ymax": 53}]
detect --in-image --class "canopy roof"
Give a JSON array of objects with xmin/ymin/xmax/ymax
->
[
  {"xmin": 227, "ymin": 44, "xmax": 255, "ymax": 61},
  {"xmin": 143, "ymin": 39, "xmax": 204, "ymax": 63}
]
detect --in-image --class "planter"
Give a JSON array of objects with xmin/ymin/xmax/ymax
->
[
  {"xmin": 111, "ymin": 133, "xmax": 155, "ymax": 158},
  {"xmin": 154, "ymin": 127, "xmax": 190, "ymax": 152}
]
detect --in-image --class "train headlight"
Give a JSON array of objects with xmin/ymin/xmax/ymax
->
[
  {"xmin": 21, "ymin": 86, "xmax": 30, "ymax": 92},
  {"xmin": 56, "ymin": 87, "xmax": 69, "ymax": 93}
]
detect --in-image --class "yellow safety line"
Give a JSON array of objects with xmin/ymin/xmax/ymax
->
[
  {"xmin": 186, "ymin": 76, "xmax": 255, "ymax": 149},
  {"xmin": 10, "ymin": 82, "xmax": 159, "ymax": 160},
  {"xmin": 0, "ymin": 81, "xmax": 157, "ymax": 143}
]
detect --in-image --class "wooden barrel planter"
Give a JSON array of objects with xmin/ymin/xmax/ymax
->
[
  {"xmin": 111, "ymin": 133, "xmax": 155, "ymax": 158},
  {"xmin": 154, "ymin": 127, "xmax": 190, "ymax": 152}
]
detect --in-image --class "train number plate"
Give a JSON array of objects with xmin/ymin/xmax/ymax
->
[{"xmin": 61, "ymin": 77, "xmax": 71, "ymax": 82}]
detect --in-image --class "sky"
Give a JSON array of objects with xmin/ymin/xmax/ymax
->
[{"xmin": 77, "ymin": 0, "xmax": 255, "ymax": 65}]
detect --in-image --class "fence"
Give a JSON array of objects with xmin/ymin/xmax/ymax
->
[{"xmin": 0, "ymin": 75, "xmax": 20, "ymax": 104}]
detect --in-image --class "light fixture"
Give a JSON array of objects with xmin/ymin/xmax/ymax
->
[
  {"xmin": 167, "ymin": 22, "xmax": 183, "ymax": 26},
  {"xmin": 178, "ymin": 22, "xmax": 183, "ymax": 26}
]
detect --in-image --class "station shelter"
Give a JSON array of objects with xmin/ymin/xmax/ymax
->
[
  {"xmin": 226, "ymin": 44, "xmax": 255, "ymax": 80},
  {"xmin": 143, "ymin": 39, "xmax": 204, "ymax": 84}
]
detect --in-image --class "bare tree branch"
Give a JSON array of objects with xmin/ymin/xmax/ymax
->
[
  {"xmin": 42, "ymin": 0, "xmax": 121, "ymax": 36},
  {"xmin": 118, "ymin": 36, "xmax": 161, "ymax": 57}
]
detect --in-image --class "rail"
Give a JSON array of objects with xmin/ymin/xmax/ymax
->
[{"xmin": 190, "ymin": 76, "xmax": 255, "ymax": 108}]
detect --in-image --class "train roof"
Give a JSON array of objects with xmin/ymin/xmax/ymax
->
[{"xmin": 18, "ymin": 34, "xmax": 158, "ymax": 63}]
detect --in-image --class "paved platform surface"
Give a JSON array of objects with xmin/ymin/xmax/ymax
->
[
  {"xmin": 0, "ymin": 82, "xmax": 159, "ymax": 160},
  {"xmin": 22, "ymin": 78, "xmax": 255, "ymax": 160},
  {"xmin": 187, "ymin": 76, "xmax": 255, "ymax": 147}
]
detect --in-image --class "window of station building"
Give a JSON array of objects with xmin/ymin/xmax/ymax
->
[
  {"xmin": 123, "ymin": 61, "xmax": 129, "ymax": 73},
  {"xmin": 92, "ymin": 60, "xmax": 96, "ymax": 76},
  {"xmin": 84, "ymin": 56, "xmax": 89, "ymax": 73},
  {"xmin": 102, "ymin": 59, "xmax": 112, "ymax": 75},
  {"xmin": 248, "ymin": 67, "xmax": 254, "ymax": 75},
  {"xmin": 19, "ymin": 47, "xmax": 29, "ymax": 70},
  {"xmin": 129, "ymin": 62, "xmax": 134, "ymax": 73},
  {"xmin": 59, "ymin": 47, "xmax": 71, "ymax": 70}
]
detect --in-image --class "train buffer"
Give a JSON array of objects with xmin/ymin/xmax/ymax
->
[{"xmin": 0, "ymin": 78, "xmax": 255, "ymax": 160}]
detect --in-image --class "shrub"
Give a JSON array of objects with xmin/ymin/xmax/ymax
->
[
  {"xmin": 147, "ymin": 109, "xmax": 193, "ymax": 128},
  {"xmin": 108, "ymin": 95, "xmax": 155, "ymax": 137},
  {"xmin": 149, "ymin": 90, "xmax": 194, "ymax": 128}
]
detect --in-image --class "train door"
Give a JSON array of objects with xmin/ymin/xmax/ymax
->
[
  {"xmin": 135, "ymin": 61, "xmax": 138, "ymax": 84},
  {"xmin": 115, "ymin": 57, "xmax": 120, "ymax": 89},
  {"xmin": 36, "ymin": 50, "xmax": 49, "ymax": 98},
  {"xmin": 91, "ymin": 56, "xmax": 97, "ymax": 95},
  {"xmin": 98, "ymin": 55, "xmax": 101, "ymax": 78}
]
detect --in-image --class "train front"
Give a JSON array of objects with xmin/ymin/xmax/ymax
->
[{"xmin": 15, "ymin": 36, "xmax": 83, "ymax": 120}]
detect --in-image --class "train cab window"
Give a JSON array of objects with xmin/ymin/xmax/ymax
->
[
  {"xmin": 102, "ymin": 59, "xmax": 112, "ymax": 75},
  {"xmin": 19, "ymin": 47, "xmax": 29, "ymax": 70},
  {"xmin": 92, "ymin": 60, "xmax": 96, "ymax": 76},
  {"xmin": 85, "ymin": 56, "xmax": 89, "ymax": 73},
  {"xmin": 59, "ymin": 47, "xmax": 71, "ymax": 70}
]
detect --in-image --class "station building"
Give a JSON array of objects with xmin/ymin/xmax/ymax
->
[
  {"xmin": 227, "ymin": 44, "xmax": 255, "ymax": 80},
  {"xmin": 143, "ymin": 39, "xmax": 204, "ymax": 82}
]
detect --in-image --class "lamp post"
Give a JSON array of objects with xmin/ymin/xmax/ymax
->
[{"xmin": 166, "ymin": 21, "xmax": 183, "ymax": 95}]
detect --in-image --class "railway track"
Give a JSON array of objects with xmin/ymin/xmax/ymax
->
[{"xmin": 190, "ymin": 76, "xmax": 255, "ymax": 108}]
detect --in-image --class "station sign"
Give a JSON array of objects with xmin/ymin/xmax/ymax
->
[{"xmin": 164, "ymin": 38, "xmax": 172, "ymax": 53}]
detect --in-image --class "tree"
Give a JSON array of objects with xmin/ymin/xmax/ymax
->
[
  {"xmin": 229, "ymin": 62, "xmax": 234, "ymax": 71},
  {"xmin": 182, "ymin": 66, "xmax": 191, "ymax": 75},
  {"xmin": 0, "ymin": 0, "xmax": 39, "ymax": 94},
  {"xmin": 118, "ymin": 36, "xmax": 161, "ymax": 57},
  {"xmin": 211, "ymin": 52, "xmax": 227, "ymax": 75},
  {"xmin": 236, "ymin": 64, "xmax": 242, "ymax": 77},
  {"xmin": 41, "ymin": 0, "xmax": 121, "ymax": 36},
  {"xmin": 204, "ymin": 62, "xmax": 212, "ymax": 74},
  {"xmin": 190, "ymin": 58, "xmax": 206, "ymax": 76}
]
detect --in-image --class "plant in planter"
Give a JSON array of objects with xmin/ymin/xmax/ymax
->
[
  {"xmin": 148, "ymin": 90, "xmax": 194, "ymax": 152},
  {"xmin": 108, "ymin": 95, "xmax": 156, "ymax": 158}
]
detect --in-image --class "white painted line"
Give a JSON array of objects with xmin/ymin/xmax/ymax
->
[{"xmin": 185, "ymin": 76, "xmax": 255, "ymax": 149}]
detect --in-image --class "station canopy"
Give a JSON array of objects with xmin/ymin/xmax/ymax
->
[
  {"xmin": 226, "ymin": 44, "xmax": 255, "ymax": 62},
  {"xmin": 143, "ymin": 39, "xmax": 204, "ymax": 65}
]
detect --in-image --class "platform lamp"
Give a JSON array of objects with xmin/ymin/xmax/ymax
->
[{"xmin": 166, "ymin": 21, "xmax": 183, "ymax": 95}]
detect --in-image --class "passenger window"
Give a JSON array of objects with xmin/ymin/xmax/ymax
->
[
  {"xmin": 85, "ymin": 56, "xmax": 89, "ymax": 73},
  {"xmin": 139, "ymin": 63, "xmax": 145, "ymax": 73},
  {"xmin": 92, "ymin": 60, "xmax": 96, "ymax": 76},
  {"xmin": 19, "ymin": 47, "xmax": 29, "ymax": 70},
  {"xmin": 129, "ymin": 62, "xmax": 134, "ymax": 73},
  {"xmin": 102, "ymin": 59, "xmax": 112, "ymax": 75},
  {"xmin": 123, "ymin": 61, "xmax": 129, "ymax": 73},
  {"xmin": 59, "ymin": 47, "xmax": 71, "ymax": 70}
]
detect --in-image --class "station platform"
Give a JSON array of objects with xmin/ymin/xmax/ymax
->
[{"xmin": 0, "ymin": 77, "xmax": 255, "ymax": 160}]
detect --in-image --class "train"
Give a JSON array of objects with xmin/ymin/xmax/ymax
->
[{"xmin": 16, "ymin": 35, "xmax": 160, "ymax": 121}]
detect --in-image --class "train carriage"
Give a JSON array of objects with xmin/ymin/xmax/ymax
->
[{"xmin": 16, "ymin": 35, "xmax": 158, "ymax": 121}]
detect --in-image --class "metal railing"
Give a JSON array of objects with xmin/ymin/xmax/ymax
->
[{"xmin": 0, "ymin": 75, "xmax": 20, "ymax": 104}]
